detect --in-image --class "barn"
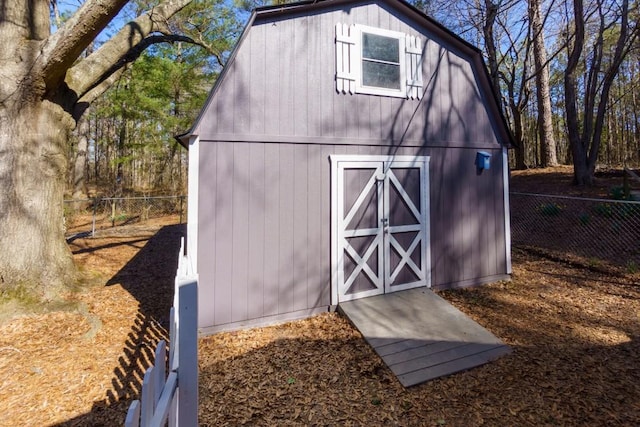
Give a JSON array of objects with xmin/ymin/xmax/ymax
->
[{"xmin": 179, "ymin": 0, "xmax": 514, "ymax": 334}]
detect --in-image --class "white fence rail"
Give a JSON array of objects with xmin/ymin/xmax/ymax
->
[{"xmin": 125, "ymin": 240, "xmax": 198, "ymax": 427}]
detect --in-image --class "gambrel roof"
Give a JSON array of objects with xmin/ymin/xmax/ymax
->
[{"xmin": 180, "ymin": 0, "xmax": 514, "ymax": 148}]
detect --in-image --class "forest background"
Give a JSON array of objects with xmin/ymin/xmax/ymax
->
[
  {"xmin": 64, "ymin": 0, "xmax": 639, "ymax": 201},
  {"xmin": 0, "ymin": 0, "xmax": 636, "ymax": 301}
]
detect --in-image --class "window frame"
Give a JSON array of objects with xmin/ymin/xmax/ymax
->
[{"xmin": 353, "ymin": 25, "xmax": 407, "ymax": 98}]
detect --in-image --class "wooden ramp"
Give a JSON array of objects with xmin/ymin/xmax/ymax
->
[{"xmin": 338, "ymin": 287, "xmax": 510, "ymax": 387}]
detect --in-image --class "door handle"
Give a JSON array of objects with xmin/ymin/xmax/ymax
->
[{"xmin": 381, "ymin": 218, "xmax": 389, "ymax": 233}]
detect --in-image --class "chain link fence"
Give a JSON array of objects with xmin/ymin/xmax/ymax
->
[
  {"xmin": 510, "ymin": 192, "xmax": 640, "ymax": 271},
  {"xmin": 64, "ymin": 195, "xmax": 187, "ymax": 238}
]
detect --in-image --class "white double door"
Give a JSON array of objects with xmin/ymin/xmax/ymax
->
[{"xmin": 331, "ymin": 155, "xmax": 430, "ymax": 303}]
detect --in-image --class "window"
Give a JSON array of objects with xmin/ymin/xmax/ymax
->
[
  {"xmin": 361, "ymin": 30, "xmax": 402, "ymax": 92},
  {"xmin": 336, "ymin": 24, "xmax": 423, "ymax": 99}
]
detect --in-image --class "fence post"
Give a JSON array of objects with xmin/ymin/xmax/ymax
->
[
  {"xmin": 177, "ymin": 278, "xmax": 198, "ymax": 427},
  {"xmin": 111, "ymin": 199, "xmax": 116, "ymax": 227}
]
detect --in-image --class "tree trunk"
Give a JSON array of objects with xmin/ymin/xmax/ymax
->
[
  {"xmin": 0, "ymin": 0, "xmax": 191, "ymax": 298},
  {"xmin": 483, "ymin": 0, "xmax": 502, "ymax": 109},
  {"xmin": 0, "ymin": 102, "xmax": 77, "ymax": 298},
  {"xmin": 528, "ymin": 0, "xmax": 558, "ymax": 167},
  {"xmin": 72, "ymin": 114, "xmax": 90, "ymax": 202},
  {"xmin": 565, "ymin": 0, "xmax": 635, "ymax": 184},
  {"xmin": 512, "ymin": 108, "xmax": 527, "ymax": 169}
]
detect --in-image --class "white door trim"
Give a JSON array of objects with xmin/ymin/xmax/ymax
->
[{"xmin": 330, "ymin": 155, "xmax": 431, "ymax": 305}]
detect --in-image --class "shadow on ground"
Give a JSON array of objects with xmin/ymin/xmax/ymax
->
[{"xmin": 54, "ymin": 224, "xmax": 185, "ymax": 426}]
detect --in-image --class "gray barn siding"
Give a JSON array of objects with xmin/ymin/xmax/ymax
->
[
  {"xmin": 197, "ymin": 141, "xmax": 506, "ymax": 331},
  {"xmin": 192, "ymin": 0, "xmax": 511, "ymax": 331},
  {"xmin": 195, "ymin": 1, "xmax": 501, "ymax": 149}
]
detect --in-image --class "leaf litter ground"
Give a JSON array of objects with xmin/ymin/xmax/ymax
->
[{"xmin": 1, "ymin": 169, "xmax": 639, "ymax": 426}]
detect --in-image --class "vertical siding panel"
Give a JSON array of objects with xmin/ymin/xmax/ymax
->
[
  {"xmin": 377, "ymin": 3, "xmax": 389, "ymax": 29},
  {"xmin": 294, "ymin": 17, "xmax": 309, "ymax": 137},
  {"xmin": 197, "ymin": 142, "xmax": 216, "ymax": 328},
  {"xmin": 279, "ymin": 144, "xmax": 295, "ymax": 313},
  {"xmin": 320, "ymin": 11, "xmax": 334, "ymax": 137},
  {"xmin": 264, "ymin": 23, "xmax": 279, "ymax": 136},
  {"xmin": 214, "ymin": 142, "xmax": 234, "ymax": 325},
  {"xmin": 429, "ymin": 149, "xmax": 443, "ymax": 286},
  {"xmin": 218, "ymin": 64, "xmax": 235, "ymax": 134},
  {"xmin": 442, "ymin": 149, "xmax": 458, "ymax": 285},
  {"xmin": 442, "ymin": 149, "xmax": 463, "ymax": 284},
  {"xmin": 293, "ymin": 145, "xmax": 309, "ymax": 311},
  {"xmin": 370, "ymin": 94, "xmax": 382, "ymax": 141},
  {"xmin": 477, "ymin": 74, "xmax": 497, "ymax": 145},
  {"xmin": 263, "ymin": 144, "xmax": 280, "ymax": 316},
  {"xmin": 333, "ymin": 89, "xmax": 348, "ymax": 139},
  {"xmin": 462, "ymin": 151, "xmax": 476, "ymax": 280},
  {"xmin": 356, "ymin": 95, "xmax": 371, "ymax": 139},
  {"xmin": 381, "ymin": 97, "xmax": 392, "ymax": 142},
  {"xmin": 247, "ymin": 143, "xmax": 266, "ymax": 320},
  {"xmin": 308, "ymin": 13, "xmax": 322, "ymax": 136},
  {"xmin": 250, "ymin": 26, "xmax": 266, "ymax": 135},
  {"xmin": 452, "ymin": 55, "xmax": 467, "ymax": 143},
  {"xmin": 478, "ymin": 167, "xmax": 490, "ymax": 277},
  {"xmin": 231, "ymin": 143, "xmax": 249, "ymax": 321},
  {"xmin": 437, "ymin": 50, "xmax": 451, "ymax": 144},
  {"xmin": 493, "ymin": 156, "xmax": 507, "ymax": 274},
  {"xmin": 484, "ymin": 161, "xmax": 498, "ymax": 276},
  {"xmin": 424, "ymin": 39, "xmax": 441, "ymax": 143},
  {"xmin": 278, "ymin": 20, "xmax": 295, "ymax": 136},
  {"xmin": 465, "ymin": 61, "xmax": 482, "ymax": 143},
  {"xmin": 307, "ymin": 144, "xmax": 324, "ymax": 308},
  {"xmin": 234, "ymin": 40, "xmax": 251, "ymax": 134},
  {"xmin": 457, "ymin": 149, "xmax": 468, "ymax": 280}
]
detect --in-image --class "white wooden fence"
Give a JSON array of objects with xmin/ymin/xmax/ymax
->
[{"xmin": 125, "ymin": 239, "xmax": 198, "ymax": 427}]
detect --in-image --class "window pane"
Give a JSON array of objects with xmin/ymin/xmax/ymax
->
[
  {"xmin": 362, "ymin": 61, "xmax": 401, "ymax": 90},
  {"xmin": 362, "ymin": 33, "xmax": 399, "ymax": 63}
]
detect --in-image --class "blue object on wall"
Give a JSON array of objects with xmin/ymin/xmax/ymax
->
[{"xmin": 476, "ymin": 151, "xmax": 491, "ymax": 170}]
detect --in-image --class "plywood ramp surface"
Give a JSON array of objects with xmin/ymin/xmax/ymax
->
[{"xmin": 338, "ymin": 288, "xmax": 510, "ymax": 387}]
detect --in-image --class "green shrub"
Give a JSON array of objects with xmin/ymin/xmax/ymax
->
[
  {"xmin": 579, "ymin": 212, "xmax": 590, "ymax": 225},
  {"xmin": 610, "ymin": 186, "xmax": 626, "ymax": 200},
  {"xmin": 593, "ymin": 203, "xmax": 613, "ymax": 217},
  {"xmin": 538, "ymin": 203, "xmax": 562, "ymax": 216}
]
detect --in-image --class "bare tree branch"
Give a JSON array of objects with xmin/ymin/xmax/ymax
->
[
  {"xmin": 65, "ymin": 0, "xmax": 192, "ymax": 100},
  {"xmin": 37, "ymin": 0, "xmax": 130, "ymax": 93}
]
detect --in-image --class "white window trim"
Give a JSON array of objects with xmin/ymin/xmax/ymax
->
[
  {"xmin": 353, "ymin": 25, "xmax": 407, "ymax": 98},
  {"xmin": 336, "ymin": 23, "xmax": 423, "ymax": 99}
]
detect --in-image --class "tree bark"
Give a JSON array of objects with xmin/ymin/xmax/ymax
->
[
  {"xmin": 0, "ymin": 0, "xmax": 191, "ymax": 298},
  {"xmin": 528, "ymin": 0, "xmax": 558, "ymax": 167},
  {"xmin": 483, "ymin": 0, "xmax": 502, "ymax": 109},
  {"xmin": 72, "ymin": 114, "xmax": 90, "ymax": 202},
  {"xmin": 0, "ymin": 103, "xmax": 78, "ymax": 298}
]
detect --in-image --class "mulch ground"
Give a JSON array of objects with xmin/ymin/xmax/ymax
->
[
  {"xmin": 198, "ymin": 249, "xmax": 640, "ymax": 426},
  {"xmin": 0, "ymin": 168, "xmax": 639, "ymax": 426}
]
